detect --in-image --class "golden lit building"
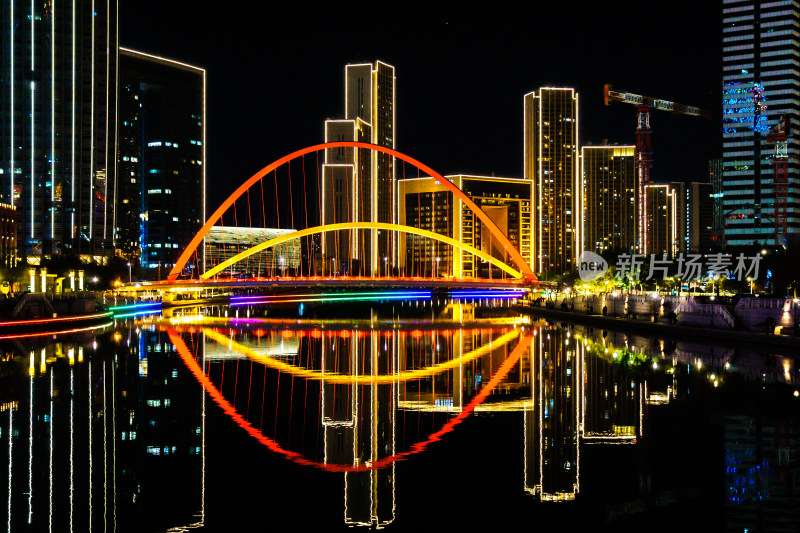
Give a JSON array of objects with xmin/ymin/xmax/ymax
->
[
  {"xmin": 0, "ymin": 203, "xmax": 17, "ymax": 268},
  {"xmin": 646, "ymin": 184, "xmax": 678, "ymax": 257},
  {"xmin": 397, "ymin": 175, "xmax": 533, "ymax": 278},
  {"xmin": 524, "ymin": 88, "xmax": 580, "ymax": 274},
  {"xmin": 581, "ymin": 145, "xmax": 636, "ymax": 255},
  {"xmin": 322, "ymin": 61, "xmax": 395, "ymax": 275}
]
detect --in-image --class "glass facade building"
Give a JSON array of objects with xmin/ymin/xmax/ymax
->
[
  {"xmin": 722, "ymin": 0, "xmax": 800, "ymax": 246},
  {"xmin": 117, "ymin": 49, "xmax": 205, "ymax": 272},
  {"xmin": 0, "ymin": 0, "xmax": 118, "ymax": 258}
]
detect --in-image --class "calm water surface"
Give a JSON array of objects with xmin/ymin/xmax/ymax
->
[{"xmin": 1, "ymin": 301, "xmax": 798, "ymax": 532}]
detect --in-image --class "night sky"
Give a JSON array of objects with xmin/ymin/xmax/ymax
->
[{"xmin": 121, "ymin": 2, "xmax": 721, "ymax": 207}]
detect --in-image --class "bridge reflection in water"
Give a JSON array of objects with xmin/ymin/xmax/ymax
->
[
  {"xmin": 159, "ymin": 306, "xmax": 662, "ymax": 527},
  {"xmin": 2, "ymin": 306, "xmax": 798, "ymax": 531}
]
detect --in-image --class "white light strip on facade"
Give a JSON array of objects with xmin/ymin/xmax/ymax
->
[
  {"xmin": 30, "ymin": 80, "xmax": 35, "ymax": 240},
  {"xmin": 112, "ymin": 4, "xmax": 119, "ymax": 248},
  {"xmin": 202, "ymin": 67, "xmax": 207, "ymax": 272},
  {"xmin": 89, "ymin": 0, "xmax": 96, "ymax": 250},
  {"xmin": 48, "ymin": 370, "xmax": 53, "ymax": 532},
  {"xmin": 27, "ymin": 370, "xmax": 32, "ymax": 523},
  {"xmin": 69, "ymin": 368, "xmax": 74, "ymax": 533},
  {"xmin": 88, "ymin": 360, "xmax": 92, "ymax": 531},
  {"xmin": 7, "ymin": 407, "xmax": 12, "ymax": 533},
  {"xmin": 30, "ymin": 0, "xmax": 34, "ymax": 240},
  {"xmin": 538, "ymin": 92, "xmax": 543, "ymax": 272},
  {"xmin": 575, "ymin": 91, "xmax": 581, "ymax": 262},
  {"xmin": 71, "ymin": 0, "xmax": 76, "ymax": 237},
  {"xmin": 51, "ymin": 2, "xmax": 56, "ymax": 242},
  {"xmin": 118, "ymin": 47, "xmax": 205, "ymax": 72},
  {"xmin": 10, "ymin": 0, "xmax": 14, "ymax": 207},
  {"xmin": 111, "ymin": 360, "xmax": 116, "ymax": 531},
  {"xmin": 103, "ymin": 0, "xmax": 110, "ymax": 242},
  {"xmin": 102, "ymin": 362, "xmax": 107, "ymax": 530},
  {"xmin": 30, "ymin": 0, "xmax": 34, "ymax": 70}
]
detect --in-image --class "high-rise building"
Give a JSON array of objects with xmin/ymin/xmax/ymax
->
[
  {"xmin": 397, "ymin": 175, "xmax": 533, "ymax": 278},
  {"xmin": 646, "ymin": 184, "xmax": 677, "ymax": 257},
  {"xmin": 722, "ymin": 1, "xmax": 800, "ymax": 246},
  {"xmin": 671, "ymin": 182, "xmax": 688, "ymax": 254},
  {"xmin": 0, "ymin": 0, "xmax": 118, "ymax": 258},
  {"xmin": 671, "ymin": 181, "xmax": 715, "ymax": 253},
  {"xmin": 581, "ymin": 145, "xmax": 636, "ymax": 256},
  {"xmin": 709, "ymin": 158, "xmax": 725, "ymax": 235},
  {"xmin": 689, "ymin": 182, "xmax": 715, "ymax": 253},
  {"xmin": 117, "ymin": 49, "xmax": 205, "ymax": 273},
  {"xmin": 524, "ymin": 88, "xmax": 580, "ymax": 273},
  {"xmin": 322, "ymin": 61, "xmax": 395, "ymax": 275}
]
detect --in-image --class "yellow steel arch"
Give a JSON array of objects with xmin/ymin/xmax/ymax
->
[
  {"xmin": 201, "ymin": 222, "xmax": 524, "ymax": 280},
  {"xmin": 202, "ymin": 328, "xmax": 521, "ymax": 384}
]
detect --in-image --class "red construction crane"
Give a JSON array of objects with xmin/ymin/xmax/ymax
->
[
  {"xmin": 603, "ymin": 85, "xmax": 711, "ymax": 254},
  {"xmin": 766, "ymin": 115, "xmax": 790, "ymax": 245}
]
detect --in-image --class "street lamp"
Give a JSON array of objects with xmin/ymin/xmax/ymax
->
[
  {"xmin": 280, "ymin": 256, "xmax": 285, "ymax": 277},
  {"xmin": 331, "ymin": 258, "xmax": 336, "ymax": 277},
  {"xmin": 127, "ymin": 262, "xmax": 131, "ymax": 283},
  {"xmin": 435, "ymin": 257, "xmax": 440, "ymax": 278},
  {"xmin": 383, "ymin": 257, "xmax": 388, "ymax": 277},
  {"xmin": 747, "ymin": 276, "xmax": 754, "ymax": 294}
]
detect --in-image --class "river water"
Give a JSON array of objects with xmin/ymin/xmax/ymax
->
[{"xmin": 1, "ymin": 300, "xmax": 798, "ymax": 532}]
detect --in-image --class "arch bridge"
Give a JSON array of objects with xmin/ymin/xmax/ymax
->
[{"xmin": 141, "ymin": 142, "xmax": 538, "ymax": 292}]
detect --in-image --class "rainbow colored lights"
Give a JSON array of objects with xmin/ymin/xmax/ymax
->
[
  {"xmin": 109, "ymin": 301, "xmax": 163, "ymax": 319},
  {"xmin": 229, "ymin": 291, "xmax": 431, "ymax": 306},
  {"xmin": 108, "ymin": 301, "xmax": 162, "ymax": 312},
  {"xmin": 229, "ymin": 289, "xmax": 524, "ymax": 306},
  {"xmin": 449, "ymin": 290, "xmax": 524, "ymax": 299}
]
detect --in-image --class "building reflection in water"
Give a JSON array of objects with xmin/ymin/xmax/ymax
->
[
  {"xmin": 0, "ymin": 325, "xmax": 205, "ymax": 532},
  {"xmin": 177, "ymin": 304, "xmax": 797, "ymax": 528},
  {"xmin": 191, "ymin": 304, "xmax": 527, "ymax": 529},
  {"xmin": 321, "ymin": 332, "xmax": 397, "ymax": 527},
  {"xmin": 6, "ymin": 303, "xmax": 792, "ymax": 530}
]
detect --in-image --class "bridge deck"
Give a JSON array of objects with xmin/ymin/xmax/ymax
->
[{"xmin": 125, "ymin": 277, "xmax": 537, "ymax": 293}]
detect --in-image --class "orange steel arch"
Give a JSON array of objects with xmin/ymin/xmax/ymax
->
[
  {"xmin": 168, "ymin": 142, "xmax": 538, "ymax": 283},
  {"xmin": 167, "ymin": 328, "xmax": 531, "ymax": 472}
]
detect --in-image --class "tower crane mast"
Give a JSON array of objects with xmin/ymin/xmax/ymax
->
[{"xmin": 603, "ymin": 84, "xmax": 710, "ymax": 254}]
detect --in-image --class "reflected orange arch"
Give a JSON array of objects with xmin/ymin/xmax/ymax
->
[
  {"xmin": 167, "ymin": 142, "xmax": 537, "ymax": 283},
  {"xmin": 167, "ymin": 328, "xmax": 531, "ymax": 472}
]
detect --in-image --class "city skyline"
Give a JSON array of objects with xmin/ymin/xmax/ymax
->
[{"xmin": 119, "ymin": 2, "xmax": 721, "ymax": 206}]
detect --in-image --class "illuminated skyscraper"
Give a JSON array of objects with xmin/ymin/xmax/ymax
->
[
  {"xmin": 524, "ymin": 88, "xmax": 580, "ymax": 273},
  {"xmin": 117, "ymin": 49, "xmax": 205, "ymax": 272},
  {"xmin": 671, "ymin": 181, "xmax": 715, "ymax": 253},
  {"xmin": 0, "ymin": 0, "xmax": 118, "ymax": 258},
  {"xmin": 397, "ymin": 175, "xmax": 533, "ymax": 278},
  {"xmin": 646, "ymin": 184, "xmax": 677, "ymax": 257},
  {"xmin": 722, "ymin": 1, "xmax": 800, "ymax": 246},
  {"xmin": 524, "ymin": 325, "xmax": 581, "ymax": 501},
  {"xmin": 581, "ymin": 145, "xmax": 637, "ymax": 255},
  {"xmin": 322, "ymin": 61, "xmax": 395, "ymax": 275}
]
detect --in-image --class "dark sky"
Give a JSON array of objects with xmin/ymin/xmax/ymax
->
[{"xmin": 120, "ymin": 2, "xmax": 721, "ymax": 205}]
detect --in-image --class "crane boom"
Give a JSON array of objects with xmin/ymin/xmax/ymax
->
[
  {"xmin": 603, "ymin": 84, "xmax": 710, "ymax": 254},
  {"xmin": 603, "ymin": 85, "xmax": 711, "ymax": 117}
]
